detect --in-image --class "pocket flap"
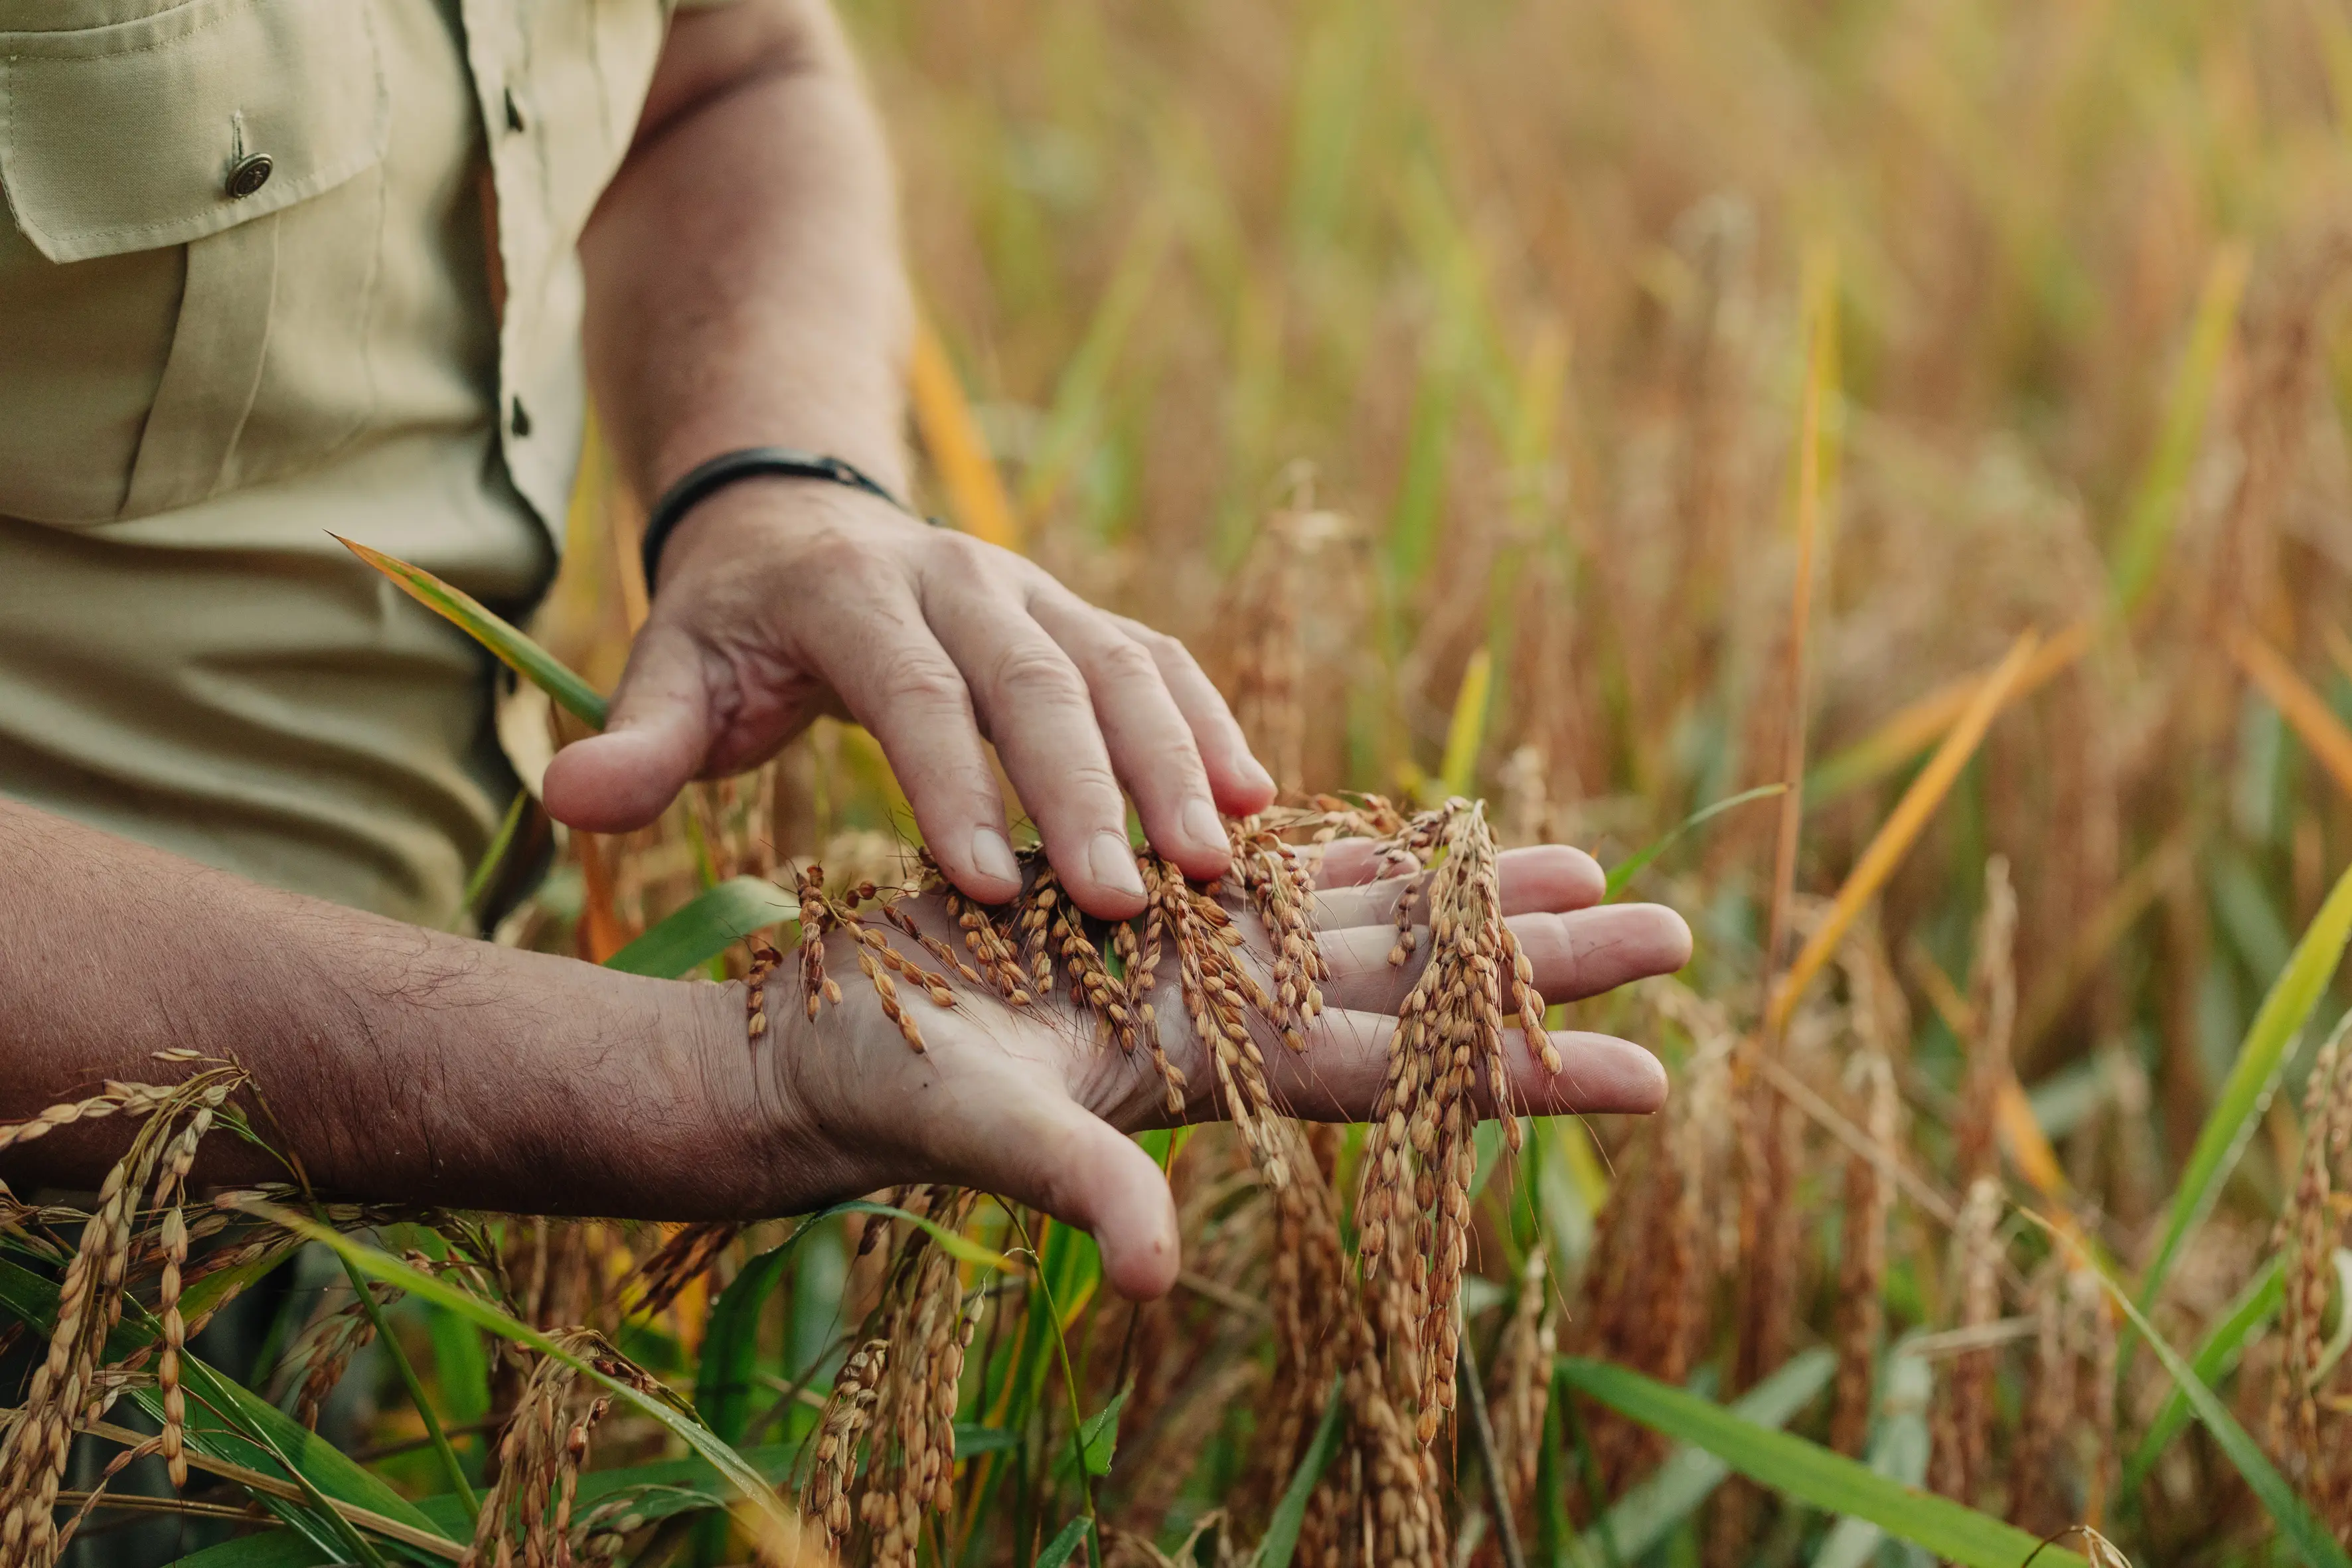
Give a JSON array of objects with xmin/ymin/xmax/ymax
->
[{"xmin": 0, "ymin": 0, "xmax": 386, "ymax": 264}]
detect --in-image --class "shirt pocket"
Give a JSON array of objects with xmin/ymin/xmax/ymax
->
[{"xmin": 0, "ymin": 0, "xmax": 389, "ymax": 526}]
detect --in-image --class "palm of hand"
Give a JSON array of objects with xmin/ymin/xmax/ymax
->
[{"xmin": 755, "ymin": 842, "xmax": 1688, "ymax": 1298}]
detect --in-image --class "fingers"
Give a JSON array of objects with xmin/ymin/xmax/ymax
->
[
  {"xmin": 543, "ymin": 617, "xmax": 718, "ymax": 833},
  {"xmin": 813, "ymin": 586, "xmax": 1027, "ymax": 905},
  {"xmin": 1103, "ymin": 612, "xmax": 1277, "ymax": 814},
  {"xmin": 1028, "ymin": 588, "xmax": 1232, "ymax": 884},
  {"xmin": 923, "ymin": 575, "xmax": 1149, "ymax": 919},
  {"xmin": 1259, "ymin": 1008, "xmax": 1668, "ymax": 1121},
  {"xmin": 1316, "ymin": 903, "xmax": 1693, "ymax": 1013},
  {"xmin": 1310, "ymin": 843, "xmax": 1608, "ymax": 927}
]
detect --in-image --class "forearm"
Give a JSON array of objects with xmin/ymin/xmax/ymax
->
[
  {"xmin": 0, "ymin": 801, "xmax": 753, "ymax": 1217},
  {"xmin": 581, "ymin": 0, "xmax": 912, "ymax": 503}
]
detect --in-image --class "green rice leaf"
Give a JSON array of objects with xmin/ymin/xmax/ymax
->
[
  {"xmin": 956, "ymin": 1423, "xmax": 1023, "ymax": 1457},
  {"xmin": 1604, "ymin": 784, "xmax": 1787, "ymax": 901},
  {"xmin": 162, "ymin": 1533, "xmax": 340, "ymax": 1568},
  {"xmin": 1577, "ymin": 1348, "xmax": 1834, "ymax": 1561},
  {"xmin": 1054, "ymin": 1383, "xmax": 1133, "ymax": 1481},
  {"xmin": 2141, "ymin": 866, "xmax": 2352, "ymax": 1309},
  {"xmin": 0, "ymin": 1257, "xmax": 441, "ymax": 1558},
  {"xmin": 692, "ymin": 1210, "xmax": 850, "ymax": 1444},
  {"xmin": 1438, "ymin": 647, "xmax": 1493, "ymax": 799},
  {"xmin": 242, "ymin": 1204, "xmax": 799, "ymax": 1535},
  {"xmin": 336, "ymin": 535, "xmax": 609, "ymax": 730},
  {"xmin": 837, "ymin": 1198, "xmax": 1018, "ymax": 1273},
  {"xmin": 2123, "ymin": 1254, "xmax": 2283, "ymax": 1493},
  {"xmin": 1256, "ymin": 1375, "xmax": 1346, "ymax": 1568},
  {"xmin": 166, "ymin": 1448, "xmax": 802, "ymax": 1568},
  {"xmin": 1556, "ymin": 1357, "xmax": 2083, "ymax": 1568},
  {"xmin": 2035, "ymin": 1215, "xmax": 2351, "ymax": 1568},
  {"xmin": 461, "ymin": 789, "xmax": 532, "ymax": 918},
  {"xmin": 2108, "ymin": 245, "xmax": 2251, "ymax": 611},
  {"xmin": 1036, "ymin": 1516, "xmax": 1093, "ymax": 1568},
  {"xmin": 147, "ymin": 1352, "xmax": 443, "ymax": 1559},
  {"xmin": 1814, "ymin": 1342, "xmax": 1934, "ymax": 1568},
  {"xmin": 602, "ymin": 876, "xmax": 801, "ymax": 977}
]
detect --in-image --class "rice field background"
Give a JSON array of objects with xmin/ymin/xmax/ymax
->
[{"xmin": 10, "ymin": 0, "xmax": 2352, "ymax": 1563}]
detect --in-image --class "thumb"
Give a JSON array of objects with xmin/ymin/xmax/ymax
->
[
  {"xmin": 542, "ymin": 615, "xmax": 717, "ymax": 834},
  {"xmin": 959, "ymin": 1097, "xmax": 1182, "ymax": 1300}
]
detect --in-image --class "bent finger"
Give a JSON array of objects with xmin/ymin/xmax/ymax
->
[
  {"xmin": 926, "ymin": 576, "xmax": 1144, "ymax": 919},
  {"xmin": 1103, "ymin": 611, "xmax": 1277, "ymax": 813},
  {"xmin": 815, "ymin": 588, "xmax": 1024, "ymax": 905},
  {"xmin": 1029, "ymin": 589, "xmax": 1230, "ymax": 883}
]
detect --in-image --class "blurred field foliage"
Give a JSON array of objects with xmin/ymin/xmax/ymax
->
[{"xmin": 17, "ymin": 1, "xmax": 2352, "ymax": 1565}]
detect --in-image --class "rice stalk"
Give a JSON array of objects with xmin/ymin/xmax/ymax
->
[
  {"xmin": 0, "ymin": 1057, "xmax": 246, "ymax": 1568},
  {"xmin": 463, "ymin": 1328, "xmax": 667, "ymax": 1568},
  {"xmin": 1930, "ymin": 1176, "xmax": 2007, "ymax": 1510}
]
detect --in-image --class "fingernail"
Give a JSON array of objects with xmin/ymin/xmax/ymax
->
[
  {"xmin": 1181, "ymin": 797, "xmax": 1227, "ymax": 854},
  {"xmin": 1089, "ymin": 831, "xmax": 1147, "ymax": 900},
  {"xmin": 1239, "ymin": 754, "xmax": 1277, "ymax": 795},
  {"xmin": 971, "ymin": 827, "xmax": 1021, "ymax": 890}
]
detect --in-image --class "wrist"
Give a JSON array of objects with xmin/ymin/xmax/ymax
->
[
  {"xmin": 653, "ymin": 474, "xmax": 923, "ymax": 591},
  {"xmin": 642, "ymin": 447, "xmax": 921, "ymax": 593},
  {"xmin": 659, "ymin": 971, "xmax": 823, "ymax": 1217}
]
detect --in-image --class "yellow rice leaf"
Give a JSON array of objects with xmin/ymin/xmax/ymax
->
[
  {"xmin": 1806, "ymin": 617, "xmax": 2094, "ymax": 805},
  {"xmin": 1995, "ymin": 1077, "xmax": 2072, "ymax": 1205},
  {"xmin": 1767, "ymin": 629, "xmax": 2041, "ymax": 1036},
  {"xmin": 911, "ymin": 311, "xmax": 1023, "ymax": 552},
  {"xmin": 335, "ymin": 534, "xmax": 609, "ymax": 730},
  {"xmin": 2228, "ymin": 621, "xmax": 2352, "ymax": 799}
]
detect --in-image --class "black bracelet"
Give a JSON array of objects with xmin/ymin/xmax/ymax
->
[{"xmin": 639, "ymin": 447, "xmax": 929, "ymax": 592}]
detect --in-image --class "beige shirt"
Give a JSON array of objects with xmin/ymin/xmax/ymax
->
[{"xmin": 0, "ymin": 0, "xmax": 676, "ymax": 924}]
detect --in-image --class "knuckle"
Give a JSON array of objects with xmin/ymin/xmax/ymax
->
[
  {"xmin": 1057, "ymin": 757, "xmax": 1125, "ymax": 811},
  {"xmin": 1126, "ymin": 621, "xmax": 1187, "ymax": 664},
  {"xmin": 925, "ymin": 528, "xmax": 994, "ymax": 574},
  {"xmin": 988, "ymin": 641, "xmax": 1089, "ymax": 707},
  {"xmin": 1090, "ymin": 635, "xmax": 1162, "ymax": 688},
  {"xmin": 879, "ymin": 657, "xmax": 970, "ymax": 713}
]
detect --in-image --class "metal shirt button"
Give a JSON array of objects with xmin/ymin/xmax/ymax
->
[{"xmin": 225, "ymin": 153, "xmax": 274, "ymax": 200}]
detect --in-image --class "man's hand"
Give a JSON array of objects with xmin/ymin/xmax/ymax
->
[
  {"xmin": 0, "ymin": 803, "xmax": 1687, "ymax": 1305},
  {"xmin": 719, "ymin": 844, "xmax": 1690, "ymax": 1299},
  {"xmin": 542, "ymin": 485, "xmax": 1275, "ymax": 919},
  {"xmin": 560, "ymin": 0, "xmax": 1270, "ymax": 917}
]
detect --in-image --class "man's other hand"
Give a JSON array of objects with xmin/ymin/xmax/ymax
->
[{"xmin": 542, "ymin": 485, "xmax": 1277, "ymax": 919}]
